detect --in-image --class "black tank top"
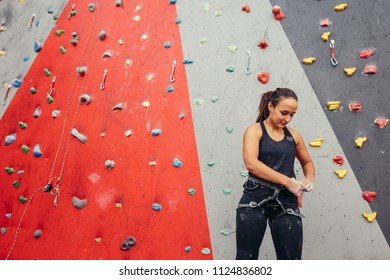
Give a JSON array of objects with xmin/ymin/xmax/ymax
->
[{"xmin": 250, "ymin": 121, "xmax": 296, "ymax": 180}]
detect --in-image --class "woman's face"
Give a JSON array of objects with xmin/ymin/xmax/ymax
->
[{"xmin": 268, "ymin": 97, "xmax": 298, "ymax": 128}]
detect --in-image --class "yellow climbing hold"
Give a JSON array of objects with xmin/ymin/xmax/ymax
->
[
  {"xmin": 362, "ymin": 212, "xmax": 377, "ymax": 223},
  {"xmin": 302, "ymin": 57, "xmax": 316, "ymax": 65},
  {"xmin": 321, "ymin": 32, "xmax": 331, "ymax": 42},
  {"xmin": 0, "ymin": 51, "xmax": 6, "ymax": 56},
  {"xmin": 95, "ymin": 238, "xmax": 102, "ymax": 243},
  {"xmin": 310, "ymin": 137, "xmax": 323, "ymax": 147},
  {"xmin": 334, "ymin": 4, "xmax": 348, "ymax": 12},
  {"xmin": 327, "ymin": 101, "xmax": 340, "ymax": 111},
  {"xmin": 334, "ymin": 169, "xmax": 347, "ymax": 178},
  {"xmin": 355, "ymin": 137, "xmax": 367, "ymax": 148},
  {"xmin": 115, "ymin": 203, "xmax": 122, "ymax": 208},
  {"xmin": 344, "ymin": 67, "xmax": 356, "ymax": 77}
]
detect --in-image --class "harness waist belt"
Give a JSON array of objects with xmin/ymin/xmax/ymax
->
[{"xmin": 247, "ymin": 176, "xmax": 284, "ymax": 190}]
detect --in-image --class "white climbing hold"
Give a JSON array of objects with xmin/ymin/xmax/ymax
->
[
  {"xmin": 227, "ymin": 45, "xmax": 238, "ymax": 53},
  {"xmin": 124, "ymin": 130, "xmax": 132, "ymax": 137},
  {"xmin": 71, "ymin": 128, "xmax": 87, "ymax": 144},
  {"xmin": 193, "ymin": 98, "xmax": 205, "ymax": 105},
  {"xmin": 112, "ymin": 102, "xmax": 125, "ymax": 110},
  {"xmin": 5, "ymin": 133, "xmax": 16, "ymax": 145},
  {"xmin": 102, "ymin": 50, "xmax": 113, "ymax": 59},
  {"xmin": 79, "ymin": 94, "xmax": 91, "ymax": 105},
  {"xmin": 142, "ymin": 101, "xmax": 150, "ymax": 108},
  {"xmin": 76, "ymin": 66, "xmax": 88, "ymax": 75},
  {"xmin": 51, "ymin": 110, "xmax": 60, "ymax": 118},
  {"xmin": 105, "ymin": 160, "xmax": 115, "ymax": 170}
]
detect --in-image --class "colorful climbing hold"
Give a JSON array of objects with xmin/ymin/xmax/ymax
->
[
  {"xmin": 21, "ymin": 145, "xmax": 30, "ymax": 154},
  {"xmin": 220, "ymin": 229, "xmax": 230, "ymax": 236},
  {"xmin": 173, "ymin": 158, "xmax": 183, "ymax": 167},
  {"xmin": 72, "ymin": 196, "xmax": 87, "ymax": 209},
  {"xmin": 257, "ymin": 71, "xmax": 269, "ymax": 84},
  {"xmin": 71, "ymin": 128, "xmax": 87, "ymax": 143},
  {"xmin": 5, "ymin": 167, "xmax": 14, "ymax": 174},
  {"xmin": 348, "ymin": 102, "xmax": 362, "ymax": 112},
  {"xmin": 226, "ymin": 66, "xmax": 235, "ymax": 72},
  {"xmin": 327, "ymin": 101, "xmax": 341, "ymax": 111},
  {"xmin": 30, "ymin": 87, "xmax": 37, "ymax": 94},
  {"xmin": 193, "ymin": 98, "xmax": 205, "ymax": 105},
  {"xmin": 241, "ymin": 6, "xmax": 250, "ymax": 13},
  {"xmin": 33, "ymin": 143, "xmax": 43, "ymax": 158},
  {"xmin": 359, "ymin": 49, "xmax": 375, "ymax": 59},
  {"xmin": 332, "ymin": 155, "xmax": 344, "ymax": 166},
  {"xmin": 59, "ymin": 46, "xmax": 67, "ymax": 54},
  {"xmin": 141, "ymin": 101, "xmax": 150, "ymax": 108},
  {"xmin": 374, "ymin": 117, "xmax": 388, "ymax": 129},
  {"xmin": 76, "ymin": 66, "xmax": 87, "ymax": 75},
  {"xmin": 120, "ymin": 236, "xmax": 136, "ymax": 251},
  {"xmin": 226, "ymin": 126, "xmax": 234, "ymax": 133},
  {"xmin": 124, "ymin": 130, "xmax": 132, "ymax": 137},
  {"xmin": 334, "ymin": 4, "xmax": 348, "ymax": 12},
  {"xmin": 105, "ymin": 160, "xmax": 115, "ymax": 170},
  {"xmin": 175, "ymin": 18, "xmax": 182, "ymax": 24},
  {"xmin": 18, "ymin": 121, "xmax": 27, "ymax": 129},
  {"xmin": 12, "ymin": 79, "xmax": 22, "ymax": 87},
  {"xmin": 364, "ymin": 65, "xmax": 377, "ymax": 74},
  {"xmin": 152, "ymin": 203, "xmax": 162, "ymax": 211},
  {"xmin": 272, "ymin": 5, "xmax": 281, "ymax": 15},
  {"xmin": 1, "ymin": 228, "xmax": 6, "ymax": 235},
  {"xmin": 227, "ymin": 46, "xmax": 238, "ymax": 53},
  {"xmin": 184, "ymin": 246, "xmax": 191, "ymax": 252},
  {"xmin": 240, "ymin": 170, "xmax": 249, "ymax": 177},
  {"xmin": 362, "ymin": 212, "xmax": 377, "ymax": 223},
  {"xmin": 182, "ymin": 59, "xmax": 194, "ymax": 64},
  {"xmin": 102, "ymin": 51, "xmax": 113, "ymax": 59},
  {"xmin": 334, "ymin": 169, "xmax": 347, "ymax": 179},
  {"xmin": 164, "ymin": 41, "xmax": 171, "ymax": 48},
  {"xmin": 79, "ymin": 94, "xmax": 91, "ymax": 105},
  {"xmin": 166, "ymin": 86, "xmax": 174, "ymax": 92},
  {"xmin": 187, "ymin": 187, "xmax": 196, "ymax": 196},
  {"xmin": 98, "ymin": 30, "xmax": 106, "ymax": 41},
  {"xmin": 33, "ymin": 106, "xmax": 41, "ymax": 118},
  {"xmin": 362, "ymin": 191, "xmax": 377, "ymax": 203},
  {"xmin": 33, "ymin": 229, "xmax": 42, "ymax": 238},
  {"xmin": 34, "ymin": 41, "xmax": 42, "ymax": 52},
  {"xmin": 44, "ymin": 68, "xmax": 51, "ymax": 77},
  {"xmin": 19, "ymin": 196, "xmax": 28, "ymax": 203},
  {"xmin": 55, "ymin": 29, "xmax": 65, "ymax": 36},
  {"xmin": 215, "ymin": 11, "xmax": 223, "ymax": 17},
  {"xmin": 302, "ymin": 57, "xmax": 316, "ymax": 65},
  {"xmin": 321, "ymin": 32, "xmax": 331, "ymax": 42},
  {"xmin": 344, "ymin": 67, "xmax": 356, "ymax": 77},
  {"xmin": 208, "ymin": 160, "xmax": 215, "ymax": 167},
  {"xmin": 112, "ymin": 102, "xmax": 124, "ymax": 110},
  {"xmin": 320, "ymin": 18, "xmax": 330, "ymax": 27},
  {"xmin": 13, "ymin": 180, "xmax": 20, "ymax": 188},
  {"xmin": 355, "ymin": 137, "xmax": 367, "ymax": 148},
  {"xmin": 5, "ymin": 133, "xmax": 16, "ymax": 145},
  {"xmin": 47, "ymin": 95, "xmax": 54, "ymax": 104},
  {"xmin": 151, "ymin": 128, "xmax": 162, "ymax": 136},
  {"xmin": 310, "ymin": 137, "xmax": 323, "ymax": 147},
  {"xmin": 258, "ymin": 39, "xmax": 268, "ymax": 49},
  {"xmin": 223, "ymin": 188, "xmax": 232, "ymax": 195},
  {"xmin": 201, "ymin": 248, "xmax": 211, "ymax": 255}
]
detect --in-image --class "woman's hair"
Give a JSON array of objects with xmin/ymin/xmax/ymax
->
[{"xmin": 256, "ymin": 88, "xmax": 298, "ymax": 122}]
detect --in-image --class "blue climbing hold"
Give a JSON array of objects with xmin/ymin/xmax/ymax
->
[
  {"xmin": 175, "ymin": 18, "xmax": 182, "ymax": 24},
  {"xmin": 169, "ymin": 0, "xmax": 177, "ymax": 4},
  {"xmin": 12, "ymin": 79, "xmax": 22, "ymax": 87},
  {"xmin": 34, "ymin": 41, "xmax": 42, "ymax": 52},
  {"xmin": 151, "ymin": 128, "xmax": 162, "ymax": 136},
  {"xmin": 182, "ymin": 59, "xmax": 194, "ymax": 64},
  {"xmin": 179, "ymin": 113, "xmax": 185, "ymax": 119},
  {"xmin": 35, "ymin": 19, "xmax": 40, "ymax": 27},
  {"xmin": 33, "ymin": 144, "xmax": 42, "ymax": 158},
  {"xmin": 23, "ymin": 56, "xmax": 30, "ymax": 62},
  {"xmin": 5, "ymin": 213, "xmax": 11, "ymax": 219},
  {"xmin": 152, "ymin": 203, "xmax": 162, "ymax": 211},
  {"xmin": 185, "ymin": 246, "xmax": 191, "ymax": 252},
  {"xmin": 48, "ymin": 7, "xmax": 54, "ymax": 14},
  {"xmin": 166, "ymin": 86, "xmax": 174, "ymax": 92},
  {"xmin": 164, "ymin": 41, "xmax": 171, "ymax": 48},
  {"xmin": 173, "ymin": 158, "xmax": 183, "ymax": 167}
]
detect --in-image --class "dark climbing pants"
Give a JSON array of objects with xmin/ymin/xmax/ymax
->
[{"xmin": 235, "ymin": 178, "xmax": 303, "ymax": 260}]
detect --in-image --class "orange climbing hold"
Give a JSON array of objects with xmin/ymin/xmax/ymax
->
[
  {"xmin": 362, "ymin": 191, "xmax": 377, "ymax": 203},
  {"xmin": 374, "ymin": 117, "xmax": 388, "ymax": 128},
  {"xmin": 359, "ymin": 49, "xmax": 375, "ymax": 59},
  {"xmin": 257, "ymin": 71, "xmax": 269, "ymax": 84}
]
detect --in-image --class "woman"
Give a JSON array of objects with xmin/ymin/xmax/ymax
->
[{"xmin": 236, "ymin": 88, "xmax": 315, "ymax": 260}]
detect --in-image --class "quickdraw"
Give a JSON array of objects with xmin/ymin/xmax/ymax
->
[{"xmin": 329, "ymin": 39, "xmax": 338, "ymax": 66}]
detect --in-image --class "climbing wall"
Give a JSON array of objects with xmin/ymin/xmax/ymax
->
[
  {"xmin": 0, "ymin": 0, "xmax": 212, "ymax": 260},
  {"xmin": 1, "ymin": 0, "xmax": 389, "ymax": 260}
]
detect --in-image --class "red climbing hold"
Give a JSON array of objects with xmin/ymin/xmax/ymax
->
[
  {"xmin": 332, "ymin": 155, "xmax": 344, "ymax": 166},
  {"xmin": 258, "ymin": 39, "xmax": 268, "ymax": 49},
  {"xmin": 272, "ymin": 5, "xmax": 281, "ymax": 15},
  {"xmin": 274, "ymin": 12, "xmax": 285, "ymax": 21},
  {"xmin": 258, "ymin": 71, "xmax": 269, "ymax": 84},
  {"xmin": 241, "ymin": 6, "xmax": 250, "ymax": 13},
  {"xmin": 359, "ymin": 49, "xmax": 375, "ymax": 59},
  {"xmin": 348, "ymin": 102, "xmax": 362, "ymax": 112},
  {"xmin": 362, "ymin": 191, "xmax": 377, "ymax": 203},
  {"xmin": 364, "ymin": 65, "xmax": 377, "ymax": 74},
  {"xmin": 320, "ymin": 18, "xmax": 330, "ymax": 27},
  {"xmin": 374, "ymin": 117, "xmax": 389, "ymax": 129}
]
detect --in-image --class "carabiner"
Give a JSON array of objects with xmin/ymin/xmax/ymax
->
[{"xmin": 329, "ymin": 40, "xmax": 338, "ymax": 66}]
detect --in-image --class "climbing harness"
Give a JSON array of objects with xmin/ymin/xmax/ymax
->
[
  {"xmin": 100, "ymin": 69, "xmax": 108, "ymax": 90},
  {"xmin": 237, "ymin": 176, "xmax": 305, "ymax": 222},
  {"xmin": 120, "ymin": 236, "xmax": 137, "ymax": 251},
  {"xmin": 329, "ymin": 39, "xmax": 338, "ymax": 66},
  {"xmin": 2, "ymin": 84, "xmax": 11, "ymax": 105},
  {"xmin": 170, "ymin": 59, "xmax": 177, "ymax": 82},
  {"xmin": 245, "ymin": 50, "xmax": 251, "ymax": 75}
]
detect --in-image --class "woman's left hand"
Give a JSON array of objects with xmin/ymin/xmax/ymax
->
[{"xmin": 301, "ymin": 178, "xmax": 314, "ymax": 192}]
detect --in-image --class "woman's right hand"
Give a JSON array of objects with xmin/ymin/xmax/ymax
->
[{"xmin": 285, "ymin": 178, "xmax": 304, "ymax": 197}]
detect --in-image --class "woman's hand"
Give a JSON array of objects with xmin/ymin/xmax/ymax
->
[
  {"xmin": 301, "ymin": 178, "xmax": 314, "ymax": 192},
  {"xmin": 285, "ymin": 178, "xmax": 304, "ymax": 197}
]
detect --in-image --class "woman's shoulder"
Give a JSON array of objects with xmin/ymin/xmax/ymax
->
[
  {"xmin": 245, "ymin": 122, "xmax": 262, "ymax": 137},
  {"xmin": 286, "ymin": 126, "xmax": 303, "ymax": 143}
]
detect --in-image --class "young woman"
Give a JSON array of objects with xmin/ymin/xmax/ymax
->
[{"xmin": 236, "ymin": 88, "xmax": 315, "ymax": 260}]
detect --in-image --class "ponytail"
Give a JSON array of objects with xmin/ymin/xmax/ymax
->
[{"xmin": 255, "ymin": 88, "xmax": 298, "ymax": 122}]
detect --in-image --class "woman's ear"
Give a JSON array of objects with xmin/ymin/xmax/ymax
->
[{"xmin": 267, "ymin": 101, "xmax": 273, "ymax": 112}]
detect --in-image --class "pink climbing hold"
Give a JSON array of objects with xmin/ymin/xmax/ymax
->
[
  {"xmin": 359, "ymin": 49, "xmax": 375, "ymax": 59},
  {"xmin": 364, "ymin": 65, "xmax": 377, "ymax": 74},
  {"xmin": 362, "ymin": 191, "xmax": 377, "ymax": 203},
  {"xmin": 320, "ymin": 18, "xmax": 330, "ymax": 27}
]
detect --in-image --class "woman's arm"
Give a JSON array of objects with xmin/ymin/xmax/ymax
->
[
  {"xmin": 290, "ymin": 128, "xmax": 315, "ymax": 192},
  {"xmin": 243, "ymin": 124, "xmax": 303, "ymax": 196}
]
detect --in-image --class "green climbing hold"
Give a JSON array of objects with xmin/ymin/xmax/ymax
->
[
  {"xmin": 60, "ymin": 46, "xmax": 67, "ymax": 54},
  {"xmin": 188, "ymin": 187, "xmax": 196, "ymax": 196},
  {"xmin": 19, "ymin": 121, "xmax": 27, "ymax": 129},
  {"xmin": 30, "ymin": 87, "xmax": 37, "ymax": 94},
  {"xmin": 55, "ymin": 29, "xmax": 65, "ymax": 36},
  {"xmin": 47, "ymin": 95, "xmax": 54, "ymax": 104},
  {"xmin": 211, "ymin": 96, "xmax": 220, "ymax": 103},
  {"xmin": 53, "ymin": 15, "xmax": 58, "ymax": 20},
  {"xmin": 226, "ymin": 66, "xmax": 235, "ymax": 72},
  {"xmin": 13, "ymin": 180, "xmax": 20, "ymax": 188},
  {"xmin": 240, "ymin": 170, "xmax": 249, "ymax": 177},
  {"xmin": 19, "ymin": 196, "xmax": 28, "ymax": 203},
  {"xmin": 1, "ymin": 228, "xmax": 6, "ymax": 235},
  {"xmin": 226, "ymin": 126, "xmax": 234, "ymax": 133},
  {"xmin": 223, "ymin": 188, "xmax": 232, "ymax": 195},
  {"xmin": 70, "ymin": 11, "xmax": 77, "ymax": 16},
  {"xmin": 22, "ymin": 145, "xmax": 30, "ymax": 154},
  {"xmin": 5, "ymin": 167, "xmax": 14, "ymax": 174},
  {"xmin": 44, "ymin": 68, "xmax": 51, "ymax": 77},
  {"xmin": 208, "ymin": 160, "xmax": 215, "ymax": 167},
  {"xmin": 220, "ymin": 229, "xmax": 230, "ymax": 236}
]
